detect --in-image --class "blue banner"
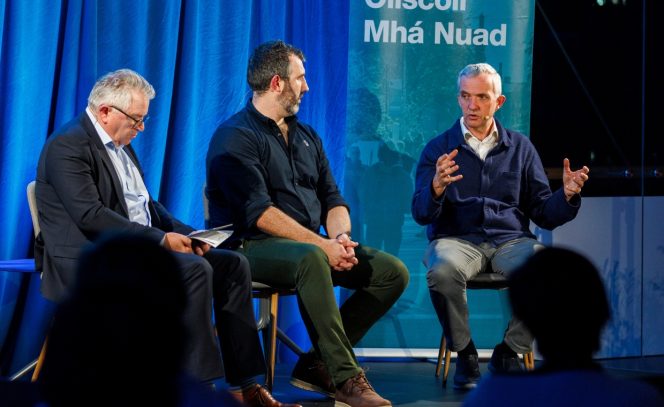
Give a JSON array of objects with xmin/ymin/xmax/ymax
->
[{"xmin": 345, "ymin": 0, "xmax": 536, "ymax": 350}]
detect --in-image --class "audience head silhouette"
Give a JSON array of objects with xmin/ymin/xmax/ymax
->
[
  {"xmin": 509, "ymin": 247, "xmax": 610, "ymax": 366},
  {"xmin": 39, "ymin": 232, "xmax": 186, "ymax": 407}
]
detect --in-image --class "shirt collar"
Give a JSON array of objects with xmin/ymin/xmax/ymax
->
[
  {"xmin": 246, "ymin": 99, "xmax": 298, "ymax": 127},
  {"xmin": 86, "ymin": 107, "xmax": 122, "ymax": 150},
  {"xmin": 459, "ymin": 117, "xmax": 499, "ymax": 143}
]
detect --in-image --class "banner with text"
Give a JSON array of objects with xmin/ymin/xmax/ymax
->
[{"xmin": 344, "ymin": 0, "xmax": 536, "ymax": 350}]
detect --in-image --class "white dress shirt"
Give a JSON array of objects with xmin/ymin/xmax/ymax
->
[
  {"xmin": 86, "ymin": 107, "xmax": 152, "ymax": 226},
  {"xmin": 460, "ymin": 117, "xmax": 499, "ymax": 161}
]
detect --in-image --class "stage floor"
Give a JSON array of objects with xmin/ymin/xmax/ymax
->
[
  {"xmin": 214, "ymin": 355, "xmax": 664, "ymax": 406},
  {"xmin": 1, "ymin": 355, "xmax": 662, "ymax": 406}
]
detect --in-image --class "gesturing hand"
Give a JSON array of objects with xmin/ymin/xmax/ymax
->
[
  {"xmin": 562, "ymin": 158, "xmax": 590, "ymax": 201},
  {"xmin": 433, "ymin": 149, "xmax": 463, "ymax": 197}
]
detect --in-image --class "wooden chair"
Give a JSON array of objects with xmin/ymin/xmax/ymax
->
[
  {"xmin": 252, "ymin": 283, "xmax": 303, "ymax": 390},
  {"xmin": 7, "ymin": 181, "xmax": 49, "ymax": 382},
  {"xmin": 2, "ymin": 258, "xmax": 42, "ymax": 381},
  {"xmin": 435, "ymin": 271, "xmax": 535, "ymax": 387}
]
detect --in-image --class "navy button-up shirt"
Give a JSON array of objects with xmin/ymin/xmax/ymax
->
[{"xmin": 206, "ymin": 100, "xmax": 347, "ymax": 241}]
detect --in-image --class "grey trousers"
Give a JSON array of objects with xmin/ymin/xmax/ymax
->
[{"xmin": 424, "ymin": 237, "xmax": 543, "ymax": 354}]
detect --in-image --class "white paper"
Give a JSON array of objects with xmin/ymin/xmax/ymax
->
[{"xmin": 188, "ymin": 224, "xmax": 233, "ymax": 248}]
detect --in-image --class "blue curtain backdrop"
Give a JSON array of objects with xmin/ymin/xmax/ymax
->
[{"xmin": 0, "ymin": 0, "xmax": 349, "ymax": 376}]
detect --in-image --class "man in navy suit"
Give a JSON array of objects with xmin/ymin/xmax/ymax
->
[{"xmin": 35, "ymin": 69, "xmax": 298, "ymax": 407}]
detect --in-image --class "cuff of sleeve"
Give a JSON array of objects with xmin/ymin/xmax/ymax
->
[
  {"xmin": 567, "ymin": 193, "xmax": 581, "ymax": 207},
  {"xmin": 430, "ymin": 184, "xmax": 445, "ymax": 203}
]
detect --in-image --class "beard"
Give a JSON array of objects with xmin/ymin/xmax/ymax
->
[{"xmin": 278, "ymin": 81, "xmax": 301, "ymax": 116}]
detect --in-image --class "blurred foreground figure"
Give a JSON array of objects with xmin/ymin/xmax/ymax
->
[
  {"xmin": 463, "ymin": 247, "xmax": 664, "ymax": 407},
  {"xmin": 39, "ymin": 233, "xmax": 243, "ymax": 407}
]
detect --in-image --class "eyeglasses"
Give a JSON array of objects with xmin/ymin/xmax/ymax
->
[{"xmin": 111, "ymin": 106, "xmax": 149, "ymax": 129}]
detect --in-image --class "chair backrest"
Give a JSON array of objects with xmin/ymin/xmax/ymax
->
[
  {"xmin": 202, "ymin": 184, "xmax": 209, "ymax": 228},
  {"xmin": 26, "ymin": 181, "xmax": 40, "ymax": 238}
]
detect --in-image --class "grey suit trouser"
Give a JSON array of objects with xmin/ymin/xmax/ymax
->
[{"xmin": 424, "ymin": 237, "xmax": 543, "ymax": 354}]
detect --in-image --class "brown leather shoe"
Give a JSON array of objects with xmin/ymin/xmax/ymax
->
[
  {"xmin": 239, "ymin": 384, "xmax": 302, "ymax": 407},
  {"xmin": 335, "ymin": 372, "xmax": 391, "ymax": 407},
  {"xmin": 290, "ymin": 352, "xmax": 335, "ymax": 397}
]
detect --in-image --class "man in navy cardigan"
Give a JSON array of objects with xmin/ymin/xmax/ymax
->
[{"xmin": 412, "ymin": 63, "xmax": 590, "ymax": 390}]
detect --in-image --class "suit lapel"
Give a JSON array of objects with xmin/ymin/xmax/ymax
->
[{"xmin": 80, "ymin": 113, "xmax": 130, "ymax": 217}]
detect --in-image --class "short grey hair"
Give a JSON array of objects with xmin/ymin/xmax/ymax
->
[
  {"xmin": 457, "ymin": 63, "xmax": 502, "ymax": 96},
  {"xmin": 88, "ymin": 69, "xmax": 155, "ymax": 111}
]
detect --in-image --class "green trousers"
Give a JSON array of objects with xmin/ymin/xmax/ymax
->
[{"xmin": 239, "ymin": 237, "xmax": 409, "ymax": 386}]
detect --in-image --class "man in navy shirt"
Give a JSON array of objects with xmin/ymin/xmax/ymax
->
[
  {"xmin": 206, "ymin": 40, "xmax": 409, "ymax": 407},
  {"xmin": 412, "ymin": 63, "xmax": 590, "ymax": 389}
]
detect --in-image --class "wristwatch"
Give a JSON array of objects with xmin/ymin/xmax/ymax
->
[{"xmin": 335, "ymin": 231, "xmax": 351, "ymax": 240}]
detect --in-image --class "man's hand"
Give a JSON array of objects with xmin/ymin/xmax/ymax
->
[
  {"xmin": 192, "ymin": 240, "xmax": 211, "ymax": 256},
  {"xmin": 433, "ymin": 149, "xmax": 463, "ymax": 197},
  {"xmin": 562, "ymin": 158, "xmax": 590, "ymax": 201},
  {"xmin": 334, "ymin": 233, "xmax": 359, "ymax": 271},
  {"xmin": 320, "ymin": 238, "xmax": 357, "ymax": 271},
  {"xmin": 163, "ymin": 232, "xmax": 194, "ymax": 254}
]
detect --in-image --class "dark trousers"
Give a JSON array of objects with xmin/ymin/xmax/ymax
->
[{"xmin": 173, "ymin": 249, "xmax": 265, "ymax": 385}]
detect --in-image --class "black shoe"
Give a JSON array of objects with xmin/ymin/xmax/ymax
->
[
  {"xmin": 453, "ymin": 354, "xmax": 481, "ymax": 390},
  {"xmin": 289, "ymin": 352, "xmax": 335, "ymax": 397},
  {"xmin": 488, "ymin": 345, "xmax": 524, "ymax": 373}
]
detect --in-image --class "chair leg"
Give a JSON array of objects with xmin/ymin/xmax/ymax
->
[
  {"xmin": 31, "ymin": 335, "xmax": 49, "ymax": 382},
  {"xmin": 264, "ymin": 292, "xmax": 279, "ymax": 391},
  {"xmin": 9, "ymin": 358, "xmax": 38, "ymax": 381},
  {"xmin": 276, "ymin": 328, "xmax": 304, "ymax": 356},
  {"xmin": 435, "ymin": 334, "xmax": 452, "ymax": 387},
  {"xmin": 442, "ymin": 346, "xmax": 451, "ymax": 387},
  {"xmin": 523, "ymin": 351, "xmax": 535, "ymax": 370},
  {"xmin": 435, "ymin": 335, "xmax": 446, "ymax": 377}
]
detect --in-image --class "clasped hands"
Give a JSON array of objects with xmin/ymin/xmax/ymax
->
[{"xmin": 323, "ymin": 232, "xmax": 359, "ymax": 271}]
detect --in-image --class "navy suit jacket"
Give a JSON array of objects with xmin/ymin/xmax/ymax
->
[{"xmin": 35, "ymin": 112, "xmax": 193, "ymax": 302}]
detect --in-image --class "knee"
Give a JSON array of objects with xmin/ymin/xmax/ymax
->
[
  {"xmin": 426, "ymin": 261, "xmax": 461, "ymax": 294},
  {"xmin": 386, "ymin": 258, "xmax": 410, "ymax": 293},
  {"xmin": 187, "ymin": 255, "xmax": 214, "ymax": 277},
  {"xmin": 224, "ymin": 250, "xmax": 251, "ymax": 275},
  {"xmin": 210, "ymin": 250, "xmax": 252, "ymax": 287},
  {"xmin": 294, "ymin": 244, "xmax": 330, "ymax": 280},
  {"xmin": 180, "ymin": 255, "xmax": 214, "ymax": 290}
]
